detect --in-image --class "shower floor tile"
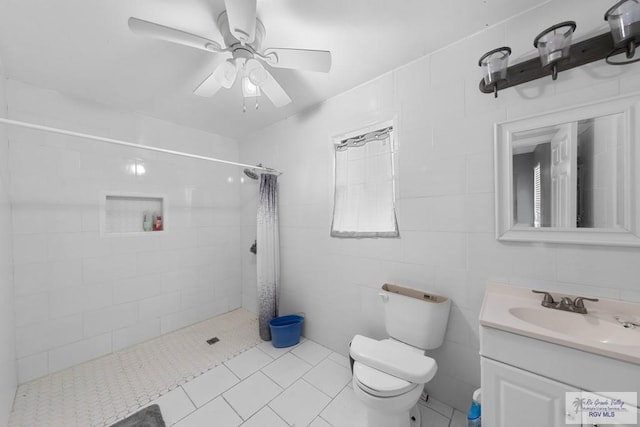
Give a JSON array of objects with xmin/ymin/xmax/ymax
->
[
  {"xmin": 7, "ymin": 309, "xmax": 460, "ymax": 426},
  {"xmin": 7, "ymin": 309, "xmax": 261, "ymax": 427}
]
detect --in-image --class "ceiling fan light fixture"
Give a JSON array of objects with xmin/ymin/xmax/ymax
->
[
  {"xmin": 248, "ymin": 67, "xmax": 268, "ymax": 87},
  {"xmin": 212, "ymin": 59, "xmax": 238, "ymax": 88},
  {"xmin": 129, "ymin": 0, "xmax": 329, "ymax": 110},
  {"xmin": 242, "ymin": 76, "xmax": 261, "ymax": 97}
]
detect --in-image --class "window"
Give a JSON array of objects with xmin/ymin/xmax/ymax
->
[{"xmin": 331, "ymin": 125, "xmax": 399, "ymax": 237}]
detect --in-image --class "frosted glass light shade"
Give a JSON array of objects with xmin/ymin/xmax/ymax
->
[
  {"xmin": 479, "ymin": 47, "xmax": 512, "ymax": 86},
  {"xmin": 241, "ymin": 76, "xmax": 261, "ymax": 97},
  {"xmin": 605, "ymin": 0, "xmax": 640, "ymax": 49},
  {"xmin": 534, "ymin": 21, "xmax": 577, "ymax": 67}
]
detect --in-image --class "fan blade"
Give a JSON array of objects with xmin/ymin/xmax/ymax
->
[
  {"xmin": 263, "ymin": 48, "xmax": 331, "ymax": 73},
  {"xmin": 194, "ymin": 59, "xmax": 238, "ymax": 97},
  {"xmin": 128, "ymin": 17, "xmax": 222, "ymax": 52},
  {"xmin": 259, "ymin": 68, "xmax": 292, "ymax": 108},
  {"xmin": 223, "ymin": 0, "xmax": 257, "ymax": 44},
  {"xmin": 194, "ymin": 73, "xmax": 222, "ymax": 97}
]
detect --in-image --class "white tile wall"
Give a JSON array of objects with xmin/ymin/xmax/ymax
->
[
  {"xmin": 111, "ymin": 318, "xmax": 160, "ymax": 351},
  {"xmin": 0, "ymin": 72, "xmax": 17, "ymax": 427},
  {"xmin": 6, "ymin": 79, "xmax": 244, "ymax": 382},
  {"xmin": 16, "ymin": 352, "xmax": 47, "ymax": 384},
  {"xmin": 48, "ymin": 332, "xmax": 112, "ymax": 372},
  {"xmin": 240, "ymin": 0, "xmax": 640, "ymax": 412}
]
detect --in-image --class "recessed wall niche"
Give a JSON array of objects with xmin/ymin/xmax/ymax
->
[{"xmin": 101, "ymin": 193, "xmax": 166, "ymax": 235}]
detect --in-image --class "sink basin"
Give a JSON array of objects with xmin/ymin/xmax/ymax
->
[
  {"xmin": 508, "ymin": 306, "xmax": 640, "ymax": 347},
  {"xmin": 481, "ymin": 283, "xmax": 640, "ymax": 364}
]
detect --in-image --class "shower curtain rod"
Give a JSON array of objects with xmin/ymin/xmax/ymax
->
[{"xmin": 0, "ymin": 117, "xmax": 282, "ymax": 175}]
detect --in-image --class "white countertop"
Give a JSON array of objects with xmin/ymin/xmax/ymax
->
[{"xmin": 480, "ymin": 283, "xmax": 640, "ymax": 365}]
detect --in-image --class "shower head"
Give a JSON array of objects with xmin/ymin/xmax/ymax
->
[
  {"xmin": 244, "ymin": 168, "xmax": 259, "ymax": 180},
  {"xmin": 243, "ymin": 163, "xmax": 262, "ymax": 180}
]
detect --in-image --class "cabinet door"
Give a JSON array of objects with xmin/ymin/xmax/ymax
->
[
  {"xmin": 585, "ymin": 404, "xmax": 639, "ymax": 426},
  {"xmin": 588, "ymin": 419, "xmax": 639, "ymax": 427},
  {"xmin": 482, "ymin": 358, "xmax": 581, "ymax": 427}
]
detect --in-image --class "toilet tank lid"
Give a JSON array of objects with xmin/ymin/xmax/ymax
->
[
  {"xmin": 382, "ymin": 283, "xmax": 448, "ymax": 303},
  {"xmin": 349, "ymin": 335, "xmax": 437, "ymax": 384}
]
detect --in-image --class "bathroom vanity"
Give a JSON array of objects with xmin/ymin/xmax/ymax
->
[{"xmin": 480, "ymin": 283, "xmax": 640, "ymax": 427}]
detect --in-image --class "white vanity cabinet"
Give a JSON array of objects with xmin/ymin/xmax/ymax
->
[
  {"xmin": 480, "ymin": 326, "xmax": 640, "ymax": 427},
  {"xmin": 481, "ymin": 358, "xmax": 580, "ymax": 427},
  {"xmin": 482, "ymin": 356, "xmax": 639, "ymax": 427},
  {"xmin": 479, "ymin": 284, "xmax": 640, "ymax": 427}
]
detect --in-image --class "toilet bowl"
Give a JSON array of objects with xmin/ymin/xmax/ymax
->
[
  {"xmin": 350, "ymin": 284, "xmax": 451, "ymax": 427},
  {"xmin": 352, "ymin": 362, "xmax": 424, "ymax": 427},
  {"xmin": 350, "ymin": 335, "xmax": 438, "ymax": 427}
]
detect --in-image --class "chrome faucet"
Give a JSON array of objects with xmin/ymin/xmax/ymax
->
[{"xmin": 532, "ymin": 290, "xmax": 599, "ymax": 314}]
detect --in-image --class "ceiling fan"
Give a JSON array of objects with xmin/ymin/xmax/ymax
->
[{"xmin": 128, "ymin": 0, "xmax": 332, "ymax": 108}]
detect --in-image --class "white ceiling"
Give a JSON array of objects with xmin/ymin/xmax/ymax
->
[{"xmin": 0, "ymin": 0, "xmax": 549, "ymax": 138}]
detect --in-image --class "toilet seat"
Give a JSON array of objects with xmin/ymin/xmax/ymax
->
[
  {"xmin": 353, "ymin": 362, "xmax": 419, "ymax": 397},
  {"xmin": 349, "ymin": 335, "xmax": 438, "ymax": 384}
]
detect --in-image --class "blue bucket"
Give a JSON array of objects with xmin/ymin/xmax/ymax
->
[{"xmin": 269, "ymin": 314, "xmax": 304, "ymax": 348}]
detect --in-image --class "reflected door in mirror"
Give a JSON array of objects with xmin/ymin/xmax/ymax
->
[{"xmin": 511, "ymin": 114, "xmax": 622, "ymax": 229}]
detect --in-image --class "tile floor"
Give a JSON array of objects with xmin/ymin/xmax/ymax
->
[
  {"xmin": 137, "ymin": 338, "xmax": 468, "ymax": 427},
  {"xmin": 9, "ymin": 308, "xmax": 467, "ymax": 427}
]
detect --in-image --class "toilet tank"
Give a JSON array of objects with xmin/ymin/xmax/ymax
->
[{"xmin": 380, "ymin": 283, "xmax": 451, "ymax": 350}]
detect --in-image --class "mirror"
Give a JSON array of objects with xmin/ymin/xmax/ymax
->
[{"xmin": 495, "ymin": 95, "xmax": 640, "ymax": 246}]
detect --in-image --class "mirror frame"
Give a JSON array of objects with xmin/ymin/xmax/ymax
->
[{"xmin": 495, "ymin": 94, "xmax": 640, "ymax": 247}]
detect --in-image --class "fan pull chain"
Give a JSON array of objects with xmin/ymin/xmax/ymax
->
[
  {"xmin": 242, "ymin": 97, "xmax": 247, "ymax": 113},
  {"xmin": 255, "ymin": 98, "xmax": 259, "ymax": 110}
]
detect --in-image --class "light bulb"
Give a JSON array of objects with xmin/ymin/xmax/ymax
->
[{"xmin": 242, "ymin": 76, "xmax": 261, "ymax": 97}]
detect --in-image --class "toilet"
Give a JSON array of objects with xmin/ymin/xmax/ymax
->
[{"xmin": 349, "ymin": 283, "xmax": 451, "ymax": 427}]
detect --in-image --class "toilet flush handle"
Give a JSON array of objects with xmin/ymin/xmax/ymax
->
[{"xmin": 379, "ymin": 293, "xmax": 389, "ymax": 303}]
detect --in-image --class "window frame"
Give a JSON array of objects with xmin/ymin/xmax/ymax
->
[{"xmin": 330, "ymin": 120, "xmax": 399, "ymax": 238}]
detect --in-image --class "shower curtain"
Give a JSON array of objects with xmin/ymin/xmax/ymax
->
[{"xmin": 257, "ymin": 173, "xmax": 280, "ymax": 340}]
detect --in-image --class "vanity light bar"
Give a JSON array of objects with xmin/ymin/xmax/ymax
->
[
  {"xmin": 478, "ymin": 32, "xmax": 615, "ymax": 95},
  {"xmin": 478, "ymin": 1, "xmax": 640, "ymax": 95}
]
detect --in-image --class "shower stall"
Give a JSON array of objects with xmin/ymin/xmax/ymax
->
[{"xmin": 0, "ymin": 79, "xmax": 280, "ymax": 426}]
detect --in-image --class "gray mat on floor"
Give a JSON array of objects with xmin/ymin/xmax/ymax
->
[{"xmin": 109, "ymin": 404, "xmax": 166, "ymax": 427}]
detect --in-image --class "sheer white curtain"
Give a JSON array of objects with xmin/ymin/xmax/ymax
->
[
  {"xmin": 331, "ymin": 128, "xmax": 398, "ymax": 237},
  {"xmin": 257, "ymin": 173, "xmax": 280, "ymax": 340}
]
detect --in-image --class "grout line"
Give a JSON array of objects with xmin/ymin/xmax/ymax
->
[
  {"xmin": 300, "ymin": 375, "xmax": 343, "ymax": 416},
  {"xmin": 313, "ymin": 382, "xmax": 352, "ymax": 426},
  {"xmin": 319, "ymin": 414, "xmax": 336, "ymax": 427},
  {"xmin": 178, "ymin": 369, "xmax": 242, "ymax": 413},
  {"xmin": 168, "ymin": 387, "xmax": 198, "ymax": 426},
  {"xmin": 322, "ymin": 356, "xmax": 346, "ymax": 370},
  {"xmin": 224, "ymin": 361, "xmax": 243, "ymax": 382},
  {"xmin": 221, "ymin": 394, "xmax": 244, "ymax": 422},
  {"xmin": 268, "ymin": 405, "xmax": 291, "ymax": 426},
  {"xmin": 180, "ymin": 384, "xmax": 198, "ymax": 409},
  {"xmin": 253, "ymin": 343, "xmax": 276, "ymax": 359},
  {"xmin": 287, "ymin": 349, "xmax": 313, "ymax": 367},
  {"xmin": 301, "ymin": 376, "xmax": 333, "ymax": 398}
]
